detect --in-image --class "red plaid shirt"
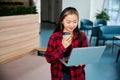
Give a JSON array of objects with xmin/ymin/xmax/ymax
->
[{"xmin": 44, "ymin": 31, "xmax": 88, "ymax": 80}]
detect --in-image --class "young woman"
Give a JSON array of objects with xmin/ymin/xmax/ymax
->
[{"xmin": 44, "ymin": 7, "xmax": 88, "ymax": 80}]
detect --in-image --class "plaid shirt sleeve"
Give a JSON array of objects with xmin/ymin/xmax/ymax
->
[
  {"xmin": 44, "ymin": 32, "xmax": 66, "ymax": 63},
  {"xmin": 81, "ymin": 32, "xmax": 88, "ymax": 47}
]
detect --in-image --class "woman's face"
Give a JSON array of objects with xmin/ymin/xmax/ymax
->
[{"xmin": 62, "ymin": 14, "xmax": 78, "ymax": 33}]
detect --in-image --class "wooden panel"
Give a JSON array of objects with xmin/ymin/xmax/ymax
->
[
  {"xmin": 0, "ymin": 15, "xmax": 38, "ymax": 28},
  {"xmin": 0, "ymin": 14, "xmax": 40, "ymax": 64}
]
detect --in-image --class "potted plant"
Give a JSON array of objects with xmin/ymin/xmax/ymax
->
[{"xmin": 95, "ymin": 9, "xmax": 110, "ymax": 21}]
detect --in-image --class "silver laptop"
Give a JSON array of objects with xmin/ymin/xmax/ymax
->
[{"xmin": 59, "ymin": 46, "xmax": 106, "ymax": 66}]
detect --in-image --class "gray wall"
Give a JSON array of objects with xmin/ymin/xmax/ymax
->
[{"xmin": 41, "ymin": 0, "xmax": 62, "ymax": 23}]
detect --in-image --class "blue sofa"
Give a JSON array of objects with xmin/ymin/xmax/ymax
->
[{"xmin": 96, "ymin": 25, "xmax": 120, "ymax": 46}]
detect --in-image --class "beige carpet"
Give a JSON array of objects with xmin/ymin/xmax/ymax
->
[{"xmin": 1, "ymin": 55, "xmax": 51, "ymax": 80}]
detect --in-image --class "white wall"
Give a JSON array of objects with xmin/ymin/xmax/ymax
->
[
  {"xmin": 62, "ymin": 0, "xmax": 104, "ymax": 25},
  {"xmin": 33, "ymin": 0, "xmax": 41, "ymax": 23},
  {"xmin": 62, "ymin": 0, "xmax": 91, "ymax": 21},
  {"xmin": 62, "ymin": 0, "xmax": 90, "ymax": 27},
  {"xmin": 90, "ymin": 0, "xmax": 104, "ymax": 21}
]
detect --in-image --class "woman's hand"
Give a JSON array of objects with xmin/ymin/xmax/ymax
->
[{"xmin": 62, "ymin": 35, "xmax": 72, "ymax": 48}]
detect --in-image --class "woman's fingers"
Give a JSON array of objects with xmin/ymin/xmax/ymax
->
[
  {"xmin": 62, "ymin": 35, "xmax": 73, "ymax": 48},
  {"xmin": 66, "ymin": 36, "xmax": 72, "ymax": 42}
]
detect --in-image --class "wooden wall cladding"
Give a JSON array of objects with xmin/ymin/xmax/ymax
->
[{"xmin": 0, "ymin": 14, "xmax": 40, "ymax": 63}]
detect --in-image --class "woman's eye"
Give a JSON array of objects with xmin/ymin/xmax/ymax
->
[
  {"xmin": 73, "ymin": 22, "xmax": 77, "ymax": 23},
  {"xmin": 67, "ymin": 22, "xmax": 71, "ymax": 24},
  {"xmin": 66, "ymin": 21, "xmax": 77, "ymax": 24}
]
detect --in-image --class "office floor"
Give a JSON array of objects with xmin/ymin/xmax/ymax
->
[
  {"xmin": 85, "ymin": 34, "xmax": 120, "ymax": 80},
  {"xmin": 39, "ymin": 22, "xmax": 120, "ymax": 80}
]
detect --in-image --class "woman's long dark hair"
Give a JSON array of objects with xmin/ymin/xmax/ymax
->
[{"xmin": 54, "ymin": 7, "xmax": 82, "ymax": 47}]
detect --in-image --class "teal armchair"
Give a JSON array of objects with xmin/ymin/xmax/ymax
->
[
  {"xmin": 90, "ymin": 19, "xmax": 107, "ymax": 44},
  {"xmin": 80, "ymin": 19, "xmax": 93, "ymax": 35}
]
